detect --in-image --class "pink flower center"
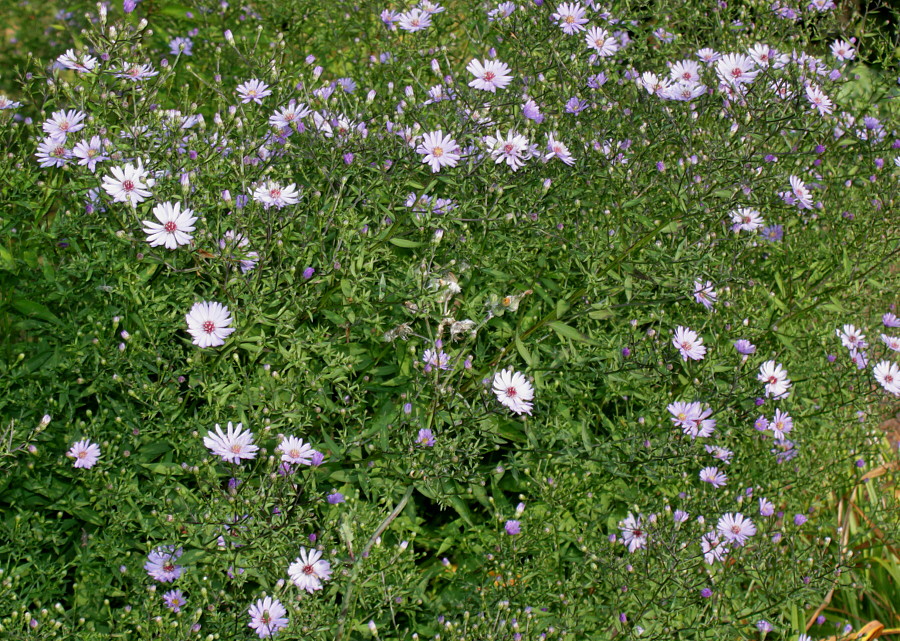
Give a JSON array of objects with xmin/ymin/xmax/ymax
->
[
  {"xmin": 731, "ymin": 525, "xmax": 741, "ymax": 534},
  {"xmin": 163, "ymin": 562, "xmax": 175, "ymax": 572},
  {"xmin": 122, "ymin": 180, "xmax": 134, "ymax": 192},
  {"xmin": 681, "ymin": 341, "xmax": 692, "ymax": 350},
  {"xmin": 78, "ymin": 450, "xmax": 87, "ymax": 458},
  {"xmin": 289, "ymin": 449, "xmax": 300, "ymax": 458},
  {"xmin": 59, "ymin": 121, "xmax": 70, "ymax": 131},
  {"xmin": 202, "ymin": 320, "xmax": 216, "ymax": 334},
  {"xmin": 53, "ymin": 146, "xmax": 66, "ymax": 157},
  {"xmin": 269, "ymin": 188, "xmax": 281, "ymax": 199},
  {"xmin": 505, "ymin": 386, "xmax": 517, "ymax": 398},
  {"xmin": 503, "ymin": 143, "xmax": 514, "ymax": 154},
  {"xmin": 483, "ymin": 71, "xmax": 495, "ymax": 82},
  {"xmin": 302, "ymin": 564, "xmax": 315, "ymax": 575},
  {"xmin": 731, "ymin": 68, "xmax": 742, "ymax": 78},
  {"xmin": 164, "ymin": 221, "xmax": 178, "ymax": 233},
  {"xmin": 231, "ymin": 444, "xmax": 242, "ymax": 453},
  {"xmin": 432, "ymin": 146, "xmax": 443, "ymax": 157},
  {"xmin": 565, "ymin": 15, "xmax": 575, "ymax": 23},
  {"xmin": 768, "ymin": 376, "xmax": 778, "ymax": 384},
  {"xmin": 632, "ymin": 528, "xmax": 642, "ymax": 537}
]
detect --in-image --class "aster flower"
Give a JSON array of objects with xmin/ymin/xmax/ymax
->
[
  {"xmin": 144, "ymin": 545, "xmax": 184, "ymax": 582},
  {"xmin": 42, "ymin": 109, "xmax": 86, "ymax": 143},
  {"xmin": 836, "ymin": 324, "xmax": 866, "ymax": 350},
  {"xmin": 770, "ymin": 408, "xmax": 793, "ymax": 439},
  {"xmin": 734, "ymin": 339, "xmax": 756, "ymax": 355},
  {"xmin": 717, "ymin": 512, "xmax": 756, "ymax": 546},
  {"xmin": 35, "ymin": 137, "xmax": 71, "ymax": 168},
  {"xmin": 418, "ymin": 0, "xmax": 444, "ymax": 14},
  {"xmin": 204, "ymin": 422, "xmax": 259, "ymax": 464},
  {"xmin": 142, "ymin": 202, "xmax": 197, "ymax": 249},
  {"xmin": 236, "ymin": 79, "xmax": 272, "ymax": 105},
  {"xmin": 553, "ymin": 2, "xmax": 588, "ymax": 34},
  {"xmin": 805, "ymin": 84, "xmax": 833, "ymax": 116},
  {"xmin": 416, "ymin": 130, "xmax": 460, "ymax": 173},
  {"xmin": 759, "ymin": 498, "xmax": 775, "ymax": 517},
  {"xmin": 873, "ymin": 361, "xmax": 900, "ymax": 396},
  {"xmin": 466, "ymin": 59, "xmax": 513, "ymax": 93},
  {"xmin": 684, "ymin": 404, "xmax": 716, "ymax": 439},
  {"xmin": 67, "ymin": 439, "xmax": 101, "ymax": 469},
  {"xmin": 488, "ymin": 1, "xmax": 516, "ymax": 20},
  {"xmin": 705, "ymin": 445, "xmax": 733, "ymax": 464},
  {"xmin": 564, "ymin": 96, "xmax": 588, "ymax": 114},
  {"xmin": 585, "ymin": 26, "xmax": 619, "ymax": 56},
  {"xmin": 252, "ymin": 181, "xmax": 300, "ymax": 209},
  {"xmin": 669, "ymin": 59, "xmax": 701, "ymax": 84},
  {"xmin": 619, "ymin": 513, "xmax": 647, "ymax": 553},
  {"xmin": 416, "ymin": 428, "xmax": 436, "ymax": 447},
  {"xmin": 72, "ymin": 136, "xmax": 108, "ymax": 172},
  {"xmin": 116, "ymin": 61, "xmax": 159, "ymax": 82},
  {"xmin": 277, "ymin": 436, "xmax": 314, "ymax": 465},
  {"xmin": 672, "ymin": 326, "xmax": 707, "ymax": 361},
  {"xmin": 56, "ymin": 49, "xmax": 98, "ymax": 72},
  {"xmin": 163, "ymin": 589, "xmax": 186, "ymax": 613},
  {"xmin": 697, "ymin": 48, "xmax": 721, "ymax": 63},
  {"xmin": 786, "ymin": 175, "xmax": 813, "ymax": 209},
  {"xmin": 101, "ymin": 161, "xmax": 153, "ymax": 207},
  {"xmin": 504, "ymin": 520, "xmax": 521, "ymax": 535},
  {"xmin": 398, "ymin": 8, "xmax": 432, "ymax": 31},
  {"xmin": 219, "ymin": 231, "xmax": 259, "ymax": 273},
  {"xmin": 544, "ymin": 134, "xmax": 575, "ymax": 166},
  {"xmin": 269, "ymin": 100, "xmax": 310, "ymax": 132},
  {"xmin": 667, "ymin": 401, "xmax": 701, "ymax": 430},
  {"xmin": 484, "ymin": 130, "xmax": 531, "ymax": 171},
  {"xmin": 730, "ymin": 207, "xmax": 764, "ymax": 232},
  {"xmin": 715, "ymin": 53, "xmax": 759, "ymax": 86},
  {"xmin": 693, "ymin": 280, "xmax": 717, "ymax": 310},
  {"xmin": 0, "ymin": 94, "xmax": 23, "ymax": 110},
  {"xmin": 663, "ymin": 81, "xmax": 707, "ymax": 101},
  {"xmin": 748, "ymin": 43, "xmax": 777, "ymax": 67},
  {"xmin": 701, "ymin": 531, "xmax": 728, "ymax": 564},
  {"xmin": 169, "ymin": 37, "xmax": 193, "ymax": 56},
  {"xmin": 288, "ymin": 547, "xmax": 332, "ymax": 593},
  {"xmin": 758, "ymin": 360, "xmax": 791, "ymax": 399},
  {"xmin": 885, "ymin": 313, "xmax": 900, "ymax": 328},
  {"xmin": 423, "ymin": 348, "xmax": 452, "ymax": 371},
  {"xmin": 830, "ymin": 39, "xmax": 855, "ymax": 61},
  {"xmin": 185, "ymin": 301, "xmax": 235, "ymax": 348},
  {"xmin": 760, "ymin": 224, "xmax": 783, "ymax": 242},
  {"xmin": 492, "ymin": 368, "xmax": 535, "ymax": 415},
  {"xmin": 699, "ymin": 466, "xmax": 727, "ymax": 488},
  {"xmin": 248, "ymin": 596, "xmax": 289, "ymax": 638},
  {"xmin": 881, "ymin": 334, "xmax": 900, "ymax": 352}
]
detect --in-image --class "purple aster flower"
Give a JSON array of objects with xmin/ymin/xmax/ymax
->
[
  {"xmin": 302, "ymin": 267, "xmax": 315, "ymax": 280},
  {"xmin": 505, "ymin": 520, "xmax": 521, "ymax": 535},
  {"xmin": 700, "ymin": 587, "xmax": 712, "ymax": 598},
  {"xmin": 162, "ymin": 589, "xmax": 186, "ymax": 613},
  {"xmin": 793, "ymin": 513, "xmax": 807, "ymax": 526},
  {"xmin": 761, "ymin": 224, "xmax": 783, "ymax": 242},
  {"xmin": 565, "ymin": 96, "xmax": 588, "ymax": 114},
  {"xmin": 734, "ymin": 339, "xmax": 756, "ymax": 355},
  {"xmin": 327, "ymin": 492, "xmax": 345, "ymax": 504},
  {"xmin": 522, "ymin": 99, "xmax": 544, "ymax": 123},
  {"xmin": 416, "ymin": 428, "xmax": 435, "ymax": 447}
]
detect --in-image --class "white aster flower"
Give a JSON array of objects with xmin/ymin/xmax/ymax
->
[
  {"xmin": 204, "ymin": 422, "xmax": 259, "ymax": 464},
  {"xmin": 466, "ymin": 59, "xmax": 513, "ymax": 93},
  {"xmin": 492, "ymin": 368, "xmax": 534, "ymax": 415},
  {"xmin": 758, "ymin": 360, "xmax": 791, "ymax": 399},
  {"xmin": 278, "ymin": 436, "xmax": 314, "ymax": 465},
  {"xmin": 101, "ymin": 161, "xmax": 154, "ymax": 206},
  {"xmin": 288, "ymin": 548, "xmax": 332, "ymax": 593},
  {"xmin": 185, "ymin": 301, "xmax": 236, "ymax": 348},
  {"xmin": 252, "ymin": 181, "xmax": 300, "ymax": 209},
  {"xmin": 873, "ymin": 360, "xmax": 900, "ymax": 396},
  {"xmin": 416, "ymin": 130, "xmax": 461, "ymax": 172},
  {"xmin": 672, "ymin": 326, "xmax": 707, "ymax": 361},
  {"xmin": 142, "ymin": 201, "xmax": 197, "ymax": 249}
]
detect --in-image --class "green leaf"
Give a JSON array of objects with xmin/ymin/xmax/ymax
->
[{"xmin": 389, "ymin": 238, "xmax": 424, "ymax": 248}]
